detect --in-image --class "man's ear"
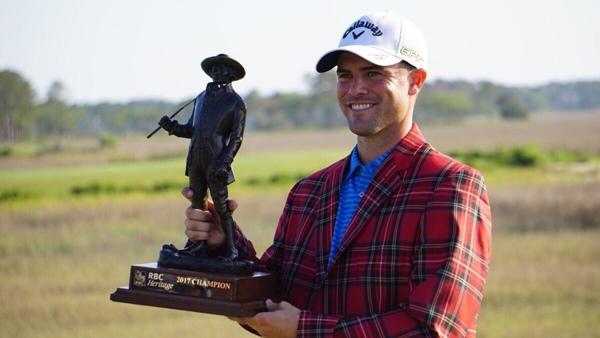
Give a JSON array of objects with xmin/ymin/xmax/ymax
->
[{"xmin": 408, "ymin": 68, "xmax": 427, "ymax": 95}]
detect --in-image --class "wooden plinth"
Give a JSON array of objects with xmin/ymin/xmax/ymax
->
[{"xmin": 110, "ymin": 263, "xmax": 276, "ymax": 317}]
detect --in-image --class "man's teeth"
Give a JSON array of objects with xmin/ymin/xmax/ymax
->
[{"xmin": 352, "ymin": 104, "xmax": 371, "ymax": 110}]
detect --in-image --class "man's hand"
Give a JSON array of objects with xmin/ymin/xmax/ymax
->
[
  {"xmin": 230, "ymin": 299, "xmax": 300, "ymax": 338},
  {"xmin": 181, "ymin": 187, "xmax": 237, "ymax": 249}
]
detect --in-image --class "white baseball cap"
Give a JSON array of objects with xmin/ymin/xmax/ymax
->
[{"xmin": 316, "ymin": 11, "xmax": 428, "ymax": 73}]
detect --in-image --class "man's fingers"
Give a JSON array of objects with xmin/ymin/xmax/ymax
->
[
  {"xmin": 185, "ymin": 206, "xmax": 212, "ymax": 222},
  {"xmin": 265, "ymin": 299, "xmax": 279, "ymax": 312},
  {"xmin": 181, "ymin": 187, "xmax": 193, "ymax": 202},
  {"xmin": 228, "ymin": 199, "xmax": 238, "ymax": 213}
]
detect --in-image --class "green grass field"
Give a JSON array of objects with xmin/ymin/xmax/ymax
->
[{"xmin": 2, "ymin": 113, "xmax": 600, "ymax": 337}]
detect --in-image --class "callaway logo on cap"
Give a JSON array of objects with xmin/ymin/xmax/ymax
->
[{"xmin": 316, "ymin": 11, "xmax": 428, "ymax": 73}]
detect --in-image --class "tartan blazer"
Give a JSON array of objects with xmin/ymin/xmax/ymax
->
[{"xmin": 235, "ymin": 123, "xmax": 492, "ymax": 337}]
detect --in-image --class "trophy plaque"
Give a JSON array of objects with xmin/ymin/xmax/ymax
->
[
  {"xmin": 111, "ymin": 54, "xmax": 276, "ymax": 318},
  {"xmin": 110, "ymin": 263, "xmax": 277, "ymax": 317}
]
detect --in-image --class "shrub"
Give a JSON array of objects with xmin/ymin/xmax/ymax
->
[
  {"xmin": 0, "ymin": 146, "xmax": 11, "ymax": 157},
  {"xmin": 99, "ymin": 134, "xmax": 118, "ymax": 149},
  {"xmin": 71, "ymin": 183, "xmax": 117, "ymax": 195},
  {"xmin": 0, "ymin": 189, "xmax": 31, "ymax": 201},
  {"xmin": 503, "ymin": 144, "xmax": 548, "ymax": 167}
]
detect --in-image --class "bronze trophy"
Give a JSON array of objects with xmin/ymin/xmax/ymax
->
[{"xmin": 111, "ymin": 54, "xmax": 276, "ymax": 317}]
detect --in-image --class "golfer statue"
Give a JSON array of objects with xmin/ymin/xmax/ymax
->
[{"xmin": 154, "ymin": 54, "xmax": 252, "ymax": 274}]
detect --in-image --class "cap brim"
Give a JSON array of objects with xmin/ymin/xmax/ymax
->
[{"xmin": 316, "ymin": 46, "xmax": 403, "ymax": 73}]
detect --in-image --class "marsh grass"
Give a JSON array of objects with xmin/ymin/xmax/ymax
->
[
  {"xmin": 2, "ymin": 193, "xmax": 598, "ymax": 337},
  {"xmin": 2, "ymin": 113, "xmax": 600, "ymax": 337},
  {"xmin": 1, "ymin": 194, "xmax": 280, "ymax": 338},
  {"xmin": 490, "ymin": 181, "xmax": 600, "ymax": 232},
  {"xmin": 479, "ymin": 230, "xmax": 600, "ymax": 337},
  {"xmin": 0, "ymin": 147, "xmax": 351, "ymax": 203}
]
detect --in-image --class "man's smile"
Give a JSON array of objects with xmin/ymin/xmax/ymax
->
[{"xmin": 351, "ymin": 103, "xmax": 374, "ymax": 111}]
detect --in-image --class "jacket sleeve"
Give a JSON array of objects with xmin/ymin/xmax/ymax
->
[
  {"xmin": 297, "ymin": 168, "xmax": 492, "ymax": 337},
  {"xmin": 170, "ymin": 105, "xmax": 195, "ymax": 138}
]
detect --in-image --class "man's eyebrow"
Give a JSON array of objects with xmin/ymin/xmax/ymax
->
[{"xmin": 336, "ymin": 65, "xmax": 384, "ymax": 74}]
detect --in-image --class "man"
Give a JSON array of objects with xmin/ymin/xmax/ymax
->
[
  {"xmin": 159, "ymin": 53, "xmax": 246, "ymax": 261},
  {"xmin": 183, "ymin": 12, "xmax": 492, "ymax": 337}
]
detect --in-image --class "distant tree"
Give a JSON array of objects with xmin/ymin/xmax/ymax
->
[
  {"xmin": 478, "ymin": 81, "xmax": 500, "ymax": 101},
  {"xmin": 277, "ymin": 92, "xmax": 311, "ymax": 128},
  {"xmin": 544, "ymin": 81, "xmax": 600, "ymax": 110},
  {"xmin": 416, "ymin": 91, "xmax": 473, "ymax": 123},
  {"xmin": 46, "ymin": 81, "xmax": 67, "ymax": 103},
  {"xmin": 0, "ymin": 70, "xmax": 35, "ymax": 141},
  {"xmin": 306, "ymin": 73, "xmax": 343, "ymax": 128},
  {"xmin": 474, "ymin": 81, "xmax": 501, "ymax": 118},
  {"xmin": 244, "ymin": 90, "xmax": 264, "ymax": 129},
  {"xmin": 497, "ymin": 92, "xmax": 529, "ymax": 119},
  {"xmin": 34, "ymin": 81, "xmax": 83, "ymax": 137}
]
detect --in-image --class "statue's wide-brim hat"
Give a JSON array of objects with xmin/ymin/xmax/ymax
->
[{"xmin": 201, "ymin": 54, "xmax": 245, "ymax": 81}]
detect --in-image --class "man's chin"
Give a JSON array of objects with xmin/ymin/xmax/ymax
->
[{"xmin": 347, "ymin": 123, "xmax": 376, "ymax": 137}]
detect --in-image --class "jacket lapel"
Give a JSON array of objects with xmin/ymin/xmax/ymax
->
[
  {"xmin": 327, "ymin": 124, "xmax": 427, "ymax": 268},
  {"xmin": 313, "ymin": 158, "xmax": 346, "ymax": 282}
]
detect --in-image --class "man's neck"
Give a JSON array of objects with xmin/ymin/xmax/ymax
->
[{"xmin": 355, "ymin": 122, "xmax": 412, "ymax": 163}]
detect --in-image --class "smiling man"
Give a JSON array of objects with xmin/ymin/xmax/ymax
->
[{"xmin": 183, "ymin": 11, "xmax": 492, "ymax": 337}]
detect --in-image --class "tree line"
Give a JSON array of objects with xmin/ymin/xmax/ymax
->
[{"xmin": 1, "ymin": 69, "xmax": 600, "ymax": 142}]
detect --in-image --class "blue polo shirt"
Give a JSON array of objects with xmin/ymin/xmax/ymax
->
[{"xmin": 328, "ymin": 146, "xmax": 393, "ymax": 268}]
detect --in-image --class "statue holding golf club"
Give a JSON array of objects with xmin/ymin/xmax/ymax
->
[
  {"xmin": 150, "ymin": 53, "xmax": 253, "ymax": 275},
  {"xmin": 111, "ymin": 54, "xmax": 274, "ymax": 317}
]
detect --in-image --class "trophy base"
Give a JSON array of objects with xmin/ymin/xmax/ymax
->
[
  {"xmin": 110, "ymin": 263, "xmax": 277, "ymax": 317},
  {"xmin": 110, "ymin": 286, "xmax": 269, "ymax": 317}
]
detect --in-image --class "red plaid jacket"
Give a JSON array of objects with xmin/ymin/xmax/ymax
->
[{"xmin": 235, "ymin": 124, "xmax": 492, "ymax": 337}]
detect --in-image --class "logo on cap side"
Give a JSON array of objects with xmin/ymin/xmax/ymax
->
[
  {"xmin": 400, "ymin": 46, "xmax": 425, "ymax": 65},
  {"xmin": 343, "ymin": 20, "xmax": 383, "ymax": 40},
  {"xmin": 367, "ymin": 52, "xmax": 390, "ymax": 61}
]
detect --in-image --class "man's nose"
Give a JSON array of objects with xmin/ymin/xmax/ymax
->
[{"xmin": 349, "ymin": 76, "xmax": 368, "ymax": 96}]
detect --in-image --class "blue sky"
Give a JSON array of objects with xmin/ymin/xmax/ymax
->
[{"xmin": 1, "ymin": 0, "xmax": 598, "ymax": 104}]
